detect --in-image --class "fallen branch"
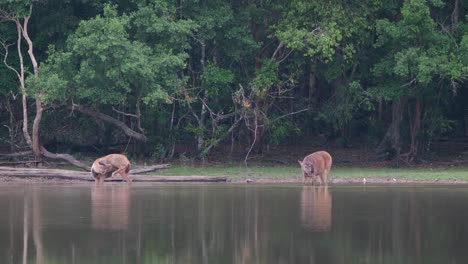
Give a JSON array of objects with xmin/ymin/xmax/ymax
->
[
  {"xmin": 0, "ymin": 160, "xmax": 38, "ymax": 166},
  {"xmin": 130, "ymin": 164, "xmax": 171, "ymax": 174},
  {"xmin": 0, "ymin": 151, "xmax": 33, "ymax": 157},
  {"xmin": 0, "ymin": 166, "xmax": 226, "ymax": 182}
]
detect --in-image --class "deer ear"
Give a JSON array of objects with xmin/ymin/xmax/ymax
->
[
  {"xmin": 98, "ymin": 160, "xmax": 110, "ymax": 167},
  {"xmin": 298, "ymin": 160, "xmax": 302, "ymax": 165}
]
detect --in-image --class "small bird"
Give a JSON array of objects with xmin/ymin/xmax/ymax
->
[{"xmin": 363, "ymin": 178, "xmax": 367, "ymax": 184}]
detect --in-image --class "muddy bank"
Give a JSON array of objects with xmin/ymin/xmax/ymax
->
[
  {"xmin": 237, "ymin": 177, "xmax": 468, "ymax": 185},
  {"xmin": 3, "ymin": 175, "xmax": 468, "ymax": 185},
  {"xmin": 239, "ymin": 178, "xmax": 468, "ymax": 186}
]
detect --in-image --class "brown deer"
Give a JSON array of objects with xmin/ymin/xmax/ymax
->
[
  {"xmin": 91, "ymin": 154, "xmax": 131, "ymax": 184},
  {"xmin": 298, "ymin": 151, "xmax": 332, "ymax": 185}
]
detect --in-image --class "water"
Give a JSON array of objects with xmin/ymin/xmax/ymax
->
[{"xmin": 1, "ymin": 183, "xmax": 468, "ymax": 264}]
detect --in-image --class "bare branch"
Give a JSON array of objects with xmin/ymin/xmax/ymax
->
[
  {"xmin": 276, "ymin": 49, "xmax": 293, "ymax": 64},
  {"xmin": 198, "ymin": 95, "xmax": 236, "ymax": 121},
  {"xmin": 271, "ymin": 42, "xmax": 284, "ymax": 60},
  {"xmin": 21, "ymin": 4, "xmax": 38, "ymax": 78},
  {"xmin": 0, "ymin": 9, "xmax": 16, "ymax": 22},
  {"xmin": 271, "ymin": 42, "xmax": 293, "ymax": 64},
  {"xmin": 244, "ymin": 109, "xmax": 259, "ymax": 166},
  {"xmin": 180, "ymin": 85, "xmax": 201, "ymax": 123},
  {"xmin": 203, "ymin": 114, "xmax": 244, "ymax": 154},
  {"xmin": 112, "ymin": 106, "xmax": 138, "ymax": 118},
  {"xmin": 400, "ymin": 78, "xmax": 417, "ymax": 88},
  {"xmin": 1, "ymin": 40, "xmax": 21, "ymax": 79},
  {"xmin": 70, "ymin": 104, "xmax": 147, "ymax": 142},
  {"xmin": 270, "ymin": 108, "xmax": 310, "ymax": 124}
]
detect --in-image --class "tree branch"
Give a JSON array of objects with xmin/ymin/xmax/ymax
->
[
  {"xmin": 1, "ymin": 41, "xmax": 21, "ymax": 79},
  {"xmin": 111, "ymin": 106, "xmax": 138, "ymax": 118},
  {"xmin": 40, "ymin": 146, "xmax": 90, "ymax": 171},
  {"xmin": 69, "ymin": 104, "xmax": 147, "ymax": 142},
  {"xmin": 270, "ymin": 108, "xmax": 310, "ymax": 124}
]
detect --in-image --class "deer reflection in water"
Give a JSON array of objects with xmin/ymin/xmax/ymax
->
[
  {"xmin": 300, "ymin": 186, "xmax": 332, "ymax": 232},
  {"xmin": 91, "ymin": 185, "xmax": 130, "ymax": 230}
]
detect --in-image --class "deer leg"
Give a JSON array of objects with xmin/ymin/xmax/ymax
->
[
  {"xmin": 321, "ymin": 169, "xmax": 328, "ymax": 185},
  {"xmin": 113, "ymin": 168, "xmax": 132, "ymax": 183},
  {"xmin": 97, "ymin": 176, "xmax": 104, "ymax": 185}
]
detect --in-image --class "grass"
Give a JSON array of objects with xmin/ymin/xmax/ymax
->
[{"xmin": 152, "ymin": 164, "xmax": 468, "ymax": 182}]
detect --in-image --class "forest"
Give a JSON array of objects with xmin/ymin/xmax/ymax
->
[{"xmin": 0, "ymin": 0, "xmax": 467, "ymax": 169}]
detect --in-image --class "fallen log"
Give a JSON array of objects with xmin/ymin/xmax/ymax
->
[
  {"xmin": 0, "ymin": 163, "xmax": 171, "ymax": 175},
  {"xmin": 0, "ymin": 151, "xmax": 33, "ymax": 157},
  {"xmin": 0, "ymin": 166, "xmax": 226, "ymax": 182},
  {"xmin": 0, "ymin": 160, "xmax": 38, "ymax": 166},
  {"xmin": 130, "ymin": 164, "xmax": 171, "ymax": 174}
]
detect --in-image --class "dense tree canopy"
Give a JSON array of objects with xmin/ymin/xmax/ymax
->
[{"xmin": 0, "ymin": 0, "xmax": 467, "ymax": 164}]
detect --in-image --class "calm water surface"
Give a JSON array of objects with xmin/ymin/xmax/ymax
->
[{"xmin": 1, "ymin": 183, "xmax": 468, "ymax": 264}]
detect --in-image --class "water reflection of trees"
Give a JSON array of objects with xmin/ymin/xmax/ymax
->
[
  {"xmin": 3, "ymin": 189, "xmax": 44, "ymax": 264},
  {"xmin": 331, "ymin": 188, "xmax": 468, "ymax": 264},
  {"xmin": 4, "ymin": 186, "xmax": 468, "ymax": 263},
  {"xmin": 3, "ymin": 185, "xmax": 133, "ymax": 264},
  {"xmin": 134, "ymin": 186, "xmax": 323, "ymax": 263}
]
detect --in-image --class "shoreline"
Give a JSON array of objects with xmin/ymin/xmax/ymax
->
[{"xmin": 2, "ymin": 175, "xmax": 468, "ymax": 185}]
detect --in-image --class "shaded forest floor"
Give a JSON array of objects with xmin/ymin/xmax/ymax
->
[{"xmin": 198, "ymin": 138, "xmax": 468, "ymax": 168}]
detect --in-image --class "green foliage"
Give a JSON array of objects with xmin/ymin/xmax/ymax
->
[
  {"xmin": 275, "ymin": 0, "xmax": 378, "ymax": 61},
  {"xmin": 33, "ymin": 3, "xmax": 190, "ymax": 106},
  {"xmin": 132, "ymin": 0, "xmax": 196, "ymax": 49},
  {"xmin": 319, "ymin": 81, "xmax": 372, "ymax": 131},
  {"xmin": 268, "ymin": 119, "xmax": 299, "ymax": 145},
  {"xmin": 202, "ymin": 63, "xmax": 234, "ymax": 96},
  {"xmin": 0, "ymin": 0, "xmax": 34, "ymax": 17},
  {"xmin": 151, "ymin": 142, "xmax": 167, "ymax": 161},
  {"xmin": 422, "ymin": 107, "xmax": 455, "ymax": 149},
  {"xmin": 252, "ymin": 59, "xmax": 278, "ymax": 98},
  {"xmin": 1, "ymin": 0, "xmax": 468, "ymax": 160}
]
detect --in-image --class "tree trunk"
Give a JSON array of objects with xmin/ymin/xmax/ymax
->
[
  {"xmin": 198, "ymin": 90, "xmax": 207, "ymax": 152},
  {"xmin": 32, "ymin": 97, "xmax": 42, "ymax": 161},
  {"xmin": 378, "ymin": 98, "xmax": 384, "ymax": 121},
  {"xmin": 5, "ymin": 97, "xmax": 16, "ymax": 153},
  {"xmin": 407, "ymin": 99, "xmax": 422, "ymax": 162},
  {"xmin": 135, "ymin": 96, "xmax": 144, "ymax": 133},
  {"xmin": 15, "ymin": 20, "xmax": 33, "ymax": 148},
  {"xmin": 20, "ymin": 6, "xmax": 42, "ymax": 161},
  {"xmin": 377, "ymin": 97, "xmax": 407, "ymax": 163},
  {"xmin": 168, "ymin": 101, "xmax": 177, "ymax": 159},
  {"xmin": 308, "ymin": 68, "xmax": 317, "ymax": 107},
  {"xmin": 3, "ymin": 20, "xmax": 34, "ymax": 147},
  {"xmin": 451, "ymin": 0, "xmax": 460, "ymax": 32},
  {"xmin": 252, "ymin": 117, "xmax": 265, "ymax": 153},
  {"xmin": 197, "ymin": 41, "xmax": 207, "ymax": 153}
]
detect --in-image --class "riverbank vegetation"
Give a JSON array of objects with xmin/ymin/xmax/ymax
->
[
  {"xmin": 152, "ymin": 164, "xmax": 468, "ymax": 183},
  {"xmin": 0, "ymin": 0, "xmax": 467, "ymax": 169}
]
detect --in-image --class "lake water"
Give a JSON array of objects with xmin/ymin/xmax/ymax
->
[{"xmin": 1, "ymin": 183, "xmax": 468, "ymax": 264}]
